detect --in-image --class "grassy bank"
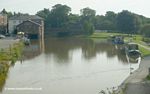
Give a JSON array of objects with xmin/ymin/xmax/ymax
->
[
  {"xmin": 0, "ymin": 62, "xmax": 9, "ymax": 91},
  {"xmin": 0, "ymin": 41, "xmax": 23, "ymax": 91},
  {"xmin": 0, "ymin": 41, "xmax": 24, "ymax": 64},
  {"xmin": 89, "ymin": 32, "xmax": 150, "ymax": 57},
  {"xmin": 89, "ymin": 32, "xmax": 126, "ymax": 38},
  {"xmin": 139, "ymin": 46, "xmax": 150, "ymax": 57},
  {"xmin": 130, "ymin": 35, "xmax": 150, "ymax": 57}
]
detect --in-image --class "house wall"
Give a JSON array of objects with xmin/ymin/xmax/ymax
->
[
  {"xmin": 9, "ymin": 19, "xmax": 44, "ymax": 34},
  {"xmin": 32, "ymin": 19, "xmax": 44, "ymax": 38},
  {"xmin": 17, "ymin": 21, "xmax": 42, "ymax": 39},
  {"xmin": 8, "ymin": 20, "xmax": 23, "ymax": 34}
]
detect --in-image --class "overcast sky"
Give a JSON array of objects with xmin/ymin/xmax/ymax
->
[{"xmin": 1, "ymin": 0, "xmax": 150, "ymax": 17}]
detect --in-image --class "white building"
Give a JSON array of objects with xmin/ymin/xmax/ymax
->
[{"xmin": 8, "ymin": 15, "xmax": 43, "ymax": 34}]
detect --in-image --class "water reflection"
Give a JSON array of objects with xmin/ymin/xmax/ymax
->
[
  {"xmin": 43, "ymin": 38, "xmax": 128, "ymax": 63},
  {"xmin": 22, "ymin": 37, "xmax": 45, "ymax": 60},
  {"xmin": 0, "ymin": 37, "xmax": 45, "ymax": 91},
  {"xmin": 0, "ymin": 38, "xmax": 140, "ymax": 94},
  {"xmin": 21, "ymin": 38, "xmax": 133, "ymax": 64}
]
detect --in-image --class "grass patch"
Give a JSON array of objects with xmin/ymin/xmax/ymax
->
[
  {"xmin": 131, "ymin": 35, "xmax": 150, "ymax": 57},
  {"xmin": 139, "ymin": 46, "xmax": 150, "ymax": 57},
  {"xmin": 0, "ymin": 62, "xmax": 9, "ymax": 91},
  {"xmin": 74, "ymin": 32, "xmax": 150, "ymax": 57},
  {"xmin": 89, "ymin": 32, "xmax": 150, "ymax": 57},
  {"xmin": 143, "ymin": 37, "xmax": 150, "ymax": 43},
  {"xmin": 0, "ymin": 41, "xmax": 24, "ymax": 90},
  {"xmin": 0, "ymin": 42, "xmax": 24, "ymax": 64},
  {"xmin": 146, "ymin": 75, "xmax": 150, "ymax": 80},
  {"xmin": 89, "ymin": 32, "xmax": 125, "ymax": 38}
]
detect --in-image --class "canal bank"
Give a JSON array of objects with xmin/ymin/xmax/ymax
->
[
  {"xmin": 0, "ymin": 38, "xmax": 23, "ymax": 92},
  {"xmin": 118, "ymin": 56, "xmax": 150, "ymax": 94},
  {"xmin": 0, "ymin": 38, "xmax": 138, "ymax": 94},
  {"xmin": 0, "ymin": 38, "xmax": 23, "ymax": 63}
]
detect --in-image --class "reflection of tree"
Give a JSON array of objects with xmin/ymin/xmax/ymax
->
[
  {"xmin": 44, "ymin": 38, "xmax": 128, "ymax": 64},
  {"xmin": 0, "ymin": 62, "xmax": 9, "ymax": 92},
  {"xmin": 94, "ymin": 42, "xmax": 127, "ymax": 63},
  {"xmin": 45, "ymin": 38, "xmax": 78, "ymax": 63},
  {"xmin": 95, "ymin": 42, "xmax": 117, "ymax": 58},
  {"xmin": 81, "ymin": 39, "xmax": 96, "ymax": 59}
]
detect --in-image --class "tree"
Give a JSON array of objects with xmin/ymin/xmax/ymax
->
[
  {"xmin": 105, "ymin": 11, "xmax": 116, "ymax": 22},
  {"xmin": 1, "ymin": 9, "xmax": 7, "ymax": 14},
  {"xmin": 83, "ymin": 20, "xmax": 95, "ymax": 35},
  {"xmin": 80, "ymin": 7, "xmax": 96, "ymax": 22},
  {"xmin": 7, "ymin": 12, "xmax": 13, "ymax": 18},
  {"xmin": 36, "ymin": 8, "xmax": 50, "ymax": 19},
  {"xmin": 94, "ymin": 15, "xmax": 105, "ymax": 30},
  {"xmin": 80, "ymin": 7, "xmax": 96, "ymax": 17},
  {"xmin": 105, "ymin": 11, "xmax": 117, "ymax": 30},
  {"xmin": 68, "ymin": 13, "xmax": 80, "ymax": 24},
  {"xmin": 141, "ymin": 24, "xmax": 150, "ymax": 37},
  {"xmin": 116, "ymin": 10, "xmax": 139, "ymax": 34},
  {"xmin": 80, "ymin": 7, "xmax": 96, "ymax": 35},
  {"xmin": 94, "ymin": 11, "xmax": 117, "ymax": 31},
  {"xmin": 1, "ymin": 9, "xmax": 13, "ymax": 18},
  {"xmin": 47, "ymin": 4, "xmax": 71, "ymax": 28}
]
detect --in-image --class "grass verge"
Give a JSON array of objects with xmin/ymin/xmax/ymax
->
[
  {"xmin": 0, "ymin": 41, "xmax": 23, "ymax": 91},
  {"xmin": 146, "ymin": 75, "xmax": 150, "ymax": 80},
  {"xmin": 0, "ymin": 41, "xmax": 24, "ymax": 64},
  {"xmin": 89, "ymin": 32, "xmax": 150, "ymax": 57},
  {"xmin": 139, "ymin": 46, "xmax": 150, "ymax": 57}
]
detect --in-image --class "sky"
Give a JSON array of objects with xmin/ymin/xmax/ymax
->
[{"xmin": 1, "ymin": 0, "xmax": 150, "ymax": 17}]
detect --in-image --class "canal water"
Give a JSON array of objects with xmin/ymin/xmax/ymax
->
[{"xmin": 0, "ymin": 38, "xmax": 140, "ymax": 94}]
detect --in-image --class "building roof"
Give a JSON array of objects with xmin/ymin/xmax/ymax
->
[
  {"xmin": 9, "ymin": 15, "xmax": 43, "ymax": 20},
  {"xmin": 17, "ymin": 20, "xmax": 41, "ymax": 27}
]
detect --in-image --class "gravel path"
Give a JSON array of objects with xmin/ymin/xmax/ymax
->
[
  {"xmin": 0, "ymin": 38, "xmax": 19, "ymax": 49},
  {"xmin": 124, "ymin": 56, "xmax": 150, "ymax": 94}
]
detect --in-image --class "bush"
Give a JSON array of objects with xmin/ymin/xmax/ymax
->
[{"xmin": 146, "ymin": 75, "xmax": 150, "ymax": 80}]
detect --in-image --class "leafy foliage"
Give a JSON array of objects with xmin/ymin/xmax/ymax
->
[
  {"xmin": 37, "ymin": 5, "xmax": 96, "ymax": 36},
  {"xmin": 2, "ymin": 4, "xmax": 150, "ymax": 36},
  {"xmin": 35, "ymin": 5, "xmax": 150, "ymax": 36},
  {"xmin": 141, "ymin": 24, "xmax": 150, "ymax": 37},
  {"xmin": 116, "ymin": 10, "xmax": 139, "ymax": 34}
]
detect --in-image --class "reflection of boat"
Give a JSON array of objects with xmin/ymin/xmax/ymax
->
[
  {"xmin": 128, "ymin": 55, "xmax": 141, "ymax": 63},
  {"xmin": 125, "ymin": 43, "xmax": 141, "ymax": 63}
]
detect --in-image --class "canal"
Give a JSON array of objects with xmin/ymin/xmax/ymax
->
[{"xmin": 0, "ymin": 38, "xmax": 140, "ymax": 94}]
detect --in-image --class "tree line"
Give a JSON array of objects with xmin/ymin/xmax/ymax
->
[
  {"xmin": 1, "ymin": 4, "xmax": 150, "ymax": 37},
  {"xmin": 36, "ymin": 4, "xmax": 150, "ymax": 36}
]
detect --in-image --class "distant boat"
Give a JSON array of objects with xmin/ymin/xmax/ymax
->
[
  {"xmin": 109, "ymin": 35, "xmax": 124, "ymax": 44},
  {"xmin": 125, "ymin": 43, "xmax": 141, "ymax": 57},
  {"xmin": 22, "ymin": 37, "xmax": 30, "ymax": 45},
  {"xmin": 124, "ymin": 43, "xmax": 141, "ymax": 63}
]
